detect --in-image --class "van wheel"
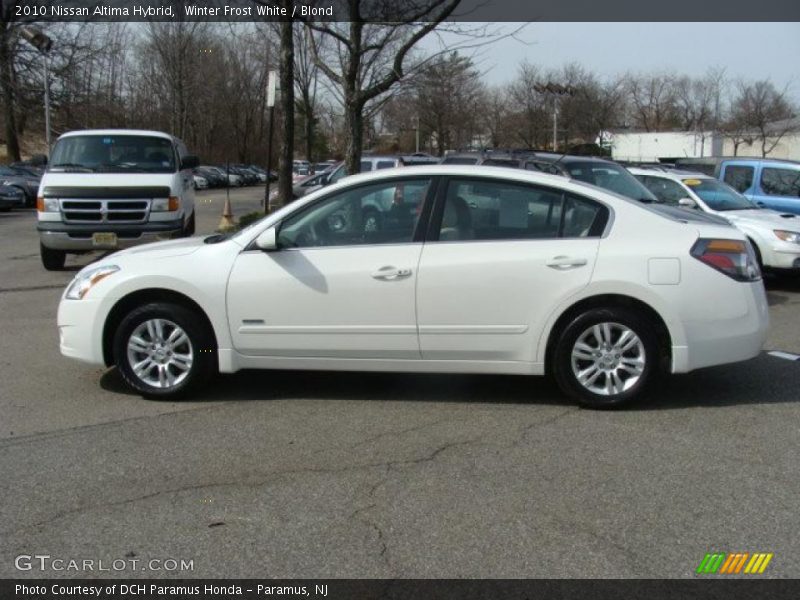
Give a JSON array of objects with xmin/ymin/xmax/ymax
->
[
  {"xmin": 113, "ymin": 302, "xmax": 217, "ymax": 399},
  {"xmin": 40, "ymin": 244, "xmax": 66, "ymax": 271},
  {"xmin": 552, "ymin": 307, "xmax": 660, "ymax": 409},
  {"xmin": 184, "ymin": 212, "xmax": 196, "ymax": 237}
]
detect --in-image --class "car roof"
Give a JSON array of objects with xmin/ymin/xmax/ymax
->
[
  {"xmin": 628, "ymin": 167, "xmax": 712, "ymax": 180},
  {"xmin": 58, "ymin": 129, "xmax": 175, "ymax": 141}
]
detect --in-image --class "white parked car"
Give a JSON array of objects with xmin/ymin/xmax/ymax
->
[
  {"xmin": 193, "ymin": 174, "xmax": 209, "ymax": 190},
  {"xmin": 57, "ymin": 166, "xmax": 768, "ymax": 408},
  {"xmin": 631, "ymin": 168, "xmax": 800, "ymax": 273}
]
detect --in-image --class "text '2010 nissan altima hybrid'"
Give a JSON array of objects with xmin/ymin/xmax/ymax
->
[{"xmin": 57, "ymin": 166, "xmax": 769, "ymax": 408}]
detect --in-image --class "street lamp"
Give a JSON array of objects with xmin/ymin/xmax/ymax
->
[
  {"xmin": 20, "ymin": 26, "xmax": 53, "ymax": 153},
  {"xmin": 534, "ymin": 82, "xmax": 575, "ymax": 152}
]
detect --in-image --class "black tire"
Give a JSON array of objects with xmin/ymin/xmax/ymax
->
[
  {"xmin": 184, "ymin": 211, "xmax": 196, "ymax": 236},
  {"xmin": 112, "ymin": 302, "xmax": 217, "ymax": 400},
  {"xmin": 40, "ymin": 243, "xmax": 66, "ymax": 271},
  {"xmin": 551, "ymin": 307, "xmax": 661, "ymax": 409}
]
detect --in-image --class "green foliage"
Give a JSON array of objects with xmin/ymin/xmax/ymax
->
[{"xmin": 237, "ymin": 211, "xmax": 264, "ymax": 230}]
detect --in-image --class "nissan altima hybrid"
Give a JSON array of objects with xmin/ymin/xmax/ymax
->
[{"xmin": 57, "ymin": 166, "xmax": 769, "ymax": 408}]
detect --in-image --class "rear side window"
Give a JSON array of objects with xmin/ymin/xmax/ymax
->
[
  {"xmin": 359, "ymin": 161, "xmax": 372, "ymax": 173},
  {"xmin": 376, "ymin": 160, "xmax": 396, "ymax": 170},
  {"xmin": 441, "ymin": 157, "xmax": 480, "ymax": 165},
  {"xmin": 760, "ymin": 167, "xmax": 800, "ymax": 197},
  {"xmin": 436, "ymin": 179, "xmax": 608, "ymax": 242},
  {"xmin": 723, "ymin": 165, "xmax": 754, "ymax": 193}
]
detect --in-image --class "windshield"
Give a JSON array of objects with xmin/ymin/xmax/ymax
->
[
  {"xmin": 49, "ymin": 135, "xmax": 177, "ymax": 173},
  {"xmin": 683, "ymin": 178, "xmax": 756, "ymax": 211},
  {"xmin": 565, "ymin": 162, "xmax": 660, "ymax": 203}
]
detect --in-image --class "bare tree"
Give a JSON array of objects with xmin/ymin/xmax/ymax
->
[
  {"xmin": 728, "ymin": 79, "xmax": 797, "ymax": 157},
  {"xmin": 626, "ymin": 72, "xmax": 679, "ymax": 132},
  {"xmin": 507, "ymin": 61, "xmax": 548, "ymax": 148},
  {"xmin": 277, "ymin": 5, "xmax": 294, "ymax": 207},
  {"xmin": 414, "ymin": 51, "xmax": 484, "ymax": 155},
  {"xmin": 303, "ymin": 0, "xmax": 463, "ymax": 174}
]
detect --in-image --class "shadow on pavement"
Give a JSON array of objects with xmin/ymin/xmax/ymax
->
[{"xmin": 100, "ymin": 353, "xmax": 798, "ymax": 411}]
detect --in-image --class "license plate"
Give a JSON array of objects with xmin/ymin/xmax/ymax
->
[{"xmin": 92, "ymin": 232, "xmax": 118, "ymax": 247}]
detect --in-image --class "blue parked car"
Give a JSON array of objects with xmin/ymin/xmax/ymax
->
[{"xmin": 675, "ymin": 157, "xmax": 800, "ymax": 215}]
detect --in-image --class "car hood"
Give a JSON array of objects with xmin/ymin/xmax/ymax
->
[
  {"xmin": 41, "ymin": 173, "xmax": 175, "ymax": 189},
  {"xmin": 111, "ymin": 236, "xmax": 207, "ymax": 260},
  {"xmin": 722, "ymin": 209, "xmax": 799, "ymax": 228}
]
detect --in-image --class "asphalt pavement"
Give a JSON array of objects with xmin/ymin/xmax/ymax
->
[{"xmin": 1, "ymin": 186, "xmax": 799, "ymax": 578}]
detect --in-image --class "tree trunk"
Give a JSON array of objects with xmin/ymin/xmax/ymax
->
[
  {"xmin": 0, "ymin": 30, "xmax": 21, "ymax": 161},
  {"xmin": 344, "ymin": 98, "xmax": 364, "ymax": 176},
  {"xmin": 304, "ymin": 101, "xmax": 314, "ymax": 162},
  {"xmin": 277, "ymin": 14, "xmax": 294, "ymax": 207}
]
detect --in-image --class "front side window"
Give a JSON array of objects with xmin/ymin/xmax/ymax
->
[
  {"xmin": 723, "ymin": 165, "xmax": 754, "ymax": 193},
  {"xmin": 278, "ymin": 178, "xmax": 431, "ymax": 248},
  {"xmin": 49, "ymin": 135, "xmax": 177, "ymax": 173},
  {"xmin": 636, "ymin": 175, "xmax": 687, "ymax": 205},
  {"xmin": 760, "ymin": 167, "xmax": 800, "ymax": 197},
  {"xmin": 437, "ymin": 179, "xmax": 607, "ymax": 242}
]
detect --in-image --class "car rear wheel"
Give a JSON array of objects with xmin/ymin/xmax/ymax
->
[
  {"xmin": 40, "ymin": 243, "xmax": 66, "ymax": 271},
  {"xmin": 552, "ymin": 307, "xmax": 660, "ymax": 409},
  {"xmin": 113, "ymin": 302, "xmax": 216, "ymax": 399}
]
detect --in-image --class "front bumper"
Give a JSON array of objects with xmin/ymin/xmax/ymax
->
[
  {"xmin": 0, "ymin": 193, "xmax": 24, "ymax": 208},
  {"xmin": 38, "ymin": 219, "xmax": 183, "ymax": 251},
  {"xmin": 765, "ymin": 242, "xmax": 800, "ymax": 270},
  {"xmin": 58, "ymin": 297, "xmax": 108, "ymax": 366}
]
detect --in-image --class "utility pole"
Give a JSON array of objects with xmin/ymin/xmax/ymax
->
[
  {"xmin": 264, "ymin": 70, "xmax": 277, "ymax": 212},
  {"xmin": 534, "ymin": 82, "xmax": 575, "ymax": 152}
]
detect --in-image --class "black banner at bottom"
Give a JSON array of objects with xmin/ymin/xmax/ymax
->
[{"xmin": 3, "ymin": 579, "xmax": 800, "ymax": 600}]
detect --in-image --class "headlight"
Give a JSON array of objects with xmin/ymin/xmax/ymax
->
[
  {"xmin": 774, "ymin": 230, "xmax": 800, "ymax": 244},
  {"xmin": 65, "ymin": 265, "xmax": 120, "ymax": 300},
  {"xmin": 152, "ymin": 197, "xmax": 180, "ymax": 211},
  {"xmin": 36, "ymin": 197, "xmax": 59, "ymax": 212}
]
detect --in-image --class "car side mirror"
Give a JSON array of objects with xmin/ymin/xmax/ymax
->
[
  {"xmin": 255, "ymin": 227, "xmax": 278, "ymax": 251},
  {"xmin": 678, "ymin": 197, "xmax": 697, "ymax": 209},
  {"xmin": 181, "ymin": 155, "xmax": 200, "ymax": 170}
]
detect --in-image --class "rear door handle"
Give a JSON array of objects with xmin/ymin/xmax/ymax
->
[
  {"xmin": 372, "ymin": 266, "xmax": 412, "ymax": 281},
  {"xmin": 546, "ymin": 256, "xmax": 588, "ymax": 270}
]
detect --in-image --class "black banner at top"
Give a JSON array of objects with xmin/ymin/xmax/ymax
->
[
  {"xmin": 4, "ymin": 579, "xmax": 800, "ymax": 600},
  {"xmin": 4, "ymin": 0, "xmax": 800, "ymax": 22}
]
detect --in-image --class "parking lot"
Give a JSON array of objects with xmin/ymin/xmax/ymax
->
[{"xmin": 1, "ymin": 186, "xmax": 799, "ymax": 578}]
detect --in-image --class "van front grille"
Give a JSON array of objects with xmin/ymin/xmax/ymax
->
[{"xmin": 60, "ymin": 199, "xmax": 151, "ymax": 224}]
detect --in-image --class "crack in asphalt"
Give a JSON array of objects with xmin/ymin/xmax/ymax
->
[
  {"xmin": 5, "ymin": 408, "xmax": 578, "ymax": 574},
  {"xmin": 0, "ymin": 284, "xmax": 65, "ymax": 294}
]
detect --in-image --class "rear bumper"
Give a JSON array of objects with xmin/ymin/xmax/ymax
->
[
  {"xmin": 674, "ymin": 280, "xmax": 769, "ymax": 373},
  {"xmin": 38, "ymin": 219, "xmax": 183, "ymax": 251}
]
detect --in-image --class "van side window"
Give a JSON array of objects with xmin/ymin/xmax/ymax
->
[
  {"xmin": 723, "ymin": 165, "xmax": 754, "ymax": 193},
  {"xmin": 761, "ymin": 167, "xmax": 800, "ymax": 197}
]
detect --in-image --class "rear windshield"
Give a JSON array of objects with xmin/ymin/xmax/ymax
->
[
  {"xmin": 49, "ymin": 135, "xmax": 177, "ymax": 173},
  {"xmin": 565, "ymin": 162, "xmax": 659, "ymax": 203}
]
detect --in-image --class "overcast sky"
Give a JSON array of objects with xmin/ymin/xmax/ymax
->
[{"xmin": 427, "ymin": 22, "xmax": 800, "ymax": 100}]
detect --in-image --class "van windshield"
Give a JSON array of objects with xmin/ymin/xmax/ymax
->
[{"xmin": 49, "ymin": 135, "xmax": 177, "ymax": 173}]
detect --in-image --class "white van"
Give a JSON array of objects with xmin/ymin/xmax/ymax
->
[{"xmin": 37, "ymin": 129, "xmax": 199, "ymax": 270}]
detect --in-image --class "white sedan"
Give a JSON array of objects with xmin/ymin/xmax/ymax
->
[
  {"xmin": 57, "ymin": 166, "xmax": 769, "ymax": 408},
  {"xmin": 631, "ymin": 167, "xmax": 800, "ymax": 273}
]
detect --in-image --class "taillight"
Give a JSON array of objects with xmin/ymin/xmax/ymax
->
[{"xmin": 690, "ymin": 238, "xmax": 761, "ymax": 282}]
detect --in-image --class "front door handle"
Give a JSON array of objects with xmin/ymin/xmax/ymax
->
[
  {"xmin": 546, "ymin": 256, "xmax": 588, "ymax": 270},
  {"xmin": 372, "ymin": 266, "xmax": 412, "ymax": 281}
]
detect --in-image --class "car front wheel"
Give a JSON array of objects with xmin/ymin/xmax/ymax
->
[
  {"xmin": 552, "ymin": 307, "xmax": 660, "ymax": 409},
  {"xmin": 113, "ymin": 302, "xmax": 216, "ymax": 399}
]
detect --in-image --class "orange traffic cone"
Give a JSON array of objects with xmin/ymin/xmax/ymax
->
[{"xmin": 218, "ymin": 196, "xmax": 235, "ymax": 232}]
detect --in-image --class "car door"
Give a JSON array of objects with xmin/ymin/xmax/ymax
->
[
  {"xmin": 756, "ymin": 165, "xmax": 800, "ymax": 215},
  {"xmin": 416, "ymin": 177, "xmax": 606, "ymax": 363},
  {"xmin": 226, "ymin": 176, "xmax": 435, "ymax": 359}
]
